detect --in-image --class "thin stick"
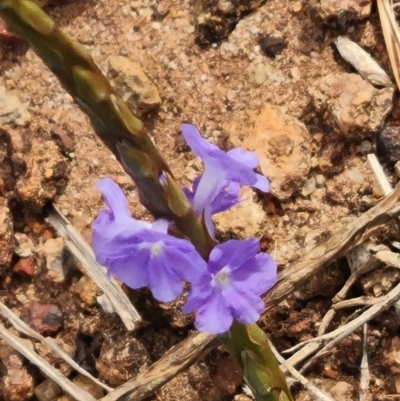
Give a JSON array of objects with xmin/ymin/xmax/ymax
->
[
  {"xmin": 285, "ymin": 280, "xmax": 400, "ymax": 356},
  {"xmin": 333, "ymin": 297, "xmax": 381, "ymax": 310},
  {"xmin": 0, "ymin": 324, "xmax": 96, "ymax": 401},
  {"xmin": 359, "ymin": 324, "xmax": 370, "ymax": 401},
  {"xmin": 300, "ymin": 281, "xmax": 400, "ymax": 371},
  {"xmin": 264, "ymin": 184, "xmax": 400, "ymax": 311},
  {"xmin": 99, "ymin": 332, "xmax": 218, "ymax": 401},
  {"xmin": 377, "ymin": 0, "xmax": 400, "ymax": 89},
  {"xmin": 47, "ymin": 204, "xmax": 141, "ymax": 332},
  {"xmin": 0, "ymin": 302, "xmax": 112, "ymax": 392},
  {"xmin": 269, "ymin": 342, "xmax": 337, "ymax": 401},
  {"xmin": 367, "ymin": 154, "xmax": 393, "ymax": 195}
]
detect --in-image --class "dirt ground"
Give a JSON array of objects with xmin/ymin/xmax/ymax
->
[{"xmin": 2, "ymin": 0, "xmax": 400, "ymax": 400}]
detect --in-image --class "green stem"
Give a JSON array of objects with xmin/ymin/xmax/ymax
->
[{"xmin": 0, "ymin": 0, "xmax": 212, "ymax": 259}]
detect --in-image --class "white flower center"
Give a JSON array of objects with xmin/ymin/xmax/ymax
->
[
  {"xmin": 211, "ymin": 266, "xmax": 232, "ymax": 289},
  {"xmin": 151, "ymin": 242, "xmax": 163, "ymax": 257}
]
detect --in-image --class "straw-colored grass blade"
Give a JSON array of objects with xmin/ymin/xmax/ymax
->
[{"xmin": 377, "ymin": 0, "xmax": 400, "ymax": 89}]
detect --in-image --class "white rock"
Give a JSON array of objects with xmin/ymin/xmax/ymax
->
[{"xmin": 335, "ymin": 36, "xmax": 392, "ymax": 87}]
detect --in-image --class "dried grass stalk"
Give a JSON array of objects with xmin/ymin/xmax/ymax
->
[{"xmin": 377, "ymin": 0, "xmax": 400, "ymax": 89}]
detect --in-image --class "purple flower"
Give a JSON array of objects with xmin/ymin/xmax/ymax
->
[
  {"xmin": 182, "ymin": 238, "xmax": 277, "ymax": 334},
  {"xmin": 181, "ymin": 124, "xmax": 269, "ymax": 234},
  {"xmin": 183, "ymin": 176, "xmax": 241, "ymax": 215},
  {"xmin": 92, "ymin": 178, "xmax": 207, "ymax": 302}
]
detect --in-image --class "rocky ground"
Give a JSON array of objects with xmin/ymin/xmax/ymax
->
[{"xmin": 2, "ymin": 0, "xmax": 400, "ymax": 400}]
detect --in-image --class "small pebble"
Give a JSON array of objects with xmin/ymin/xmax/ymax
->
[
  {"xmin": 302, "ymin": 176, "xmax": 317, "ymax": 196},
  {"xmin": 346, "ymin": 168, "xmax": 364, "ymax": 183},
  {"xmin": 14, "ymin": 233, "xmax": 33, "ymax": 258},
  {"xmin": 378, "ymin": 126, "xmax": 400, "ymax": 164},
  {"xmin": 394, "ymin": 160, "xmax": 400, "ymax": 178},
  {"xmin": 34, "ymin": 379, "xmax": 62, "ymax": 401},
  {"xmin": 258, "ymin": 35, "xmax": 287, "ymax": 58},
  {"xmin": 359, "ymin": 140, "xmax": 372, "ymax": 155},
  {"xmin": 292, "ymin": 1, "xmax": 303, "ymax": 13},
  {"xmin": 13, "ymin": 256, "xmax": 35, "ymax": 277},
  {"xmin": 20, "ymin": 302, "xmax": 63, "ymax": 335},
  {"xmin": 50, "ymin": 124, "xmax": 75, "ymax": 154},
  {"xmin": 315, "ymin": 174, "xmax": 326, "ymax": 187}
]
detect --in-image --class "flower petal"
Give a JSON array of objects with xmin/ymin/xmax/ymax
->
[
  {"xmin": 181, "ymin": 123, "xmax": 219, "ymax": 158},
  {"xmin": 211, "ymin": 181, "xmax": 241, "ymax": 214},
  {"xmin": 254, "ymin": 174, "xmax": 269, "ymax": 192},
  {"xmin": 192, "ymin": 164, "xmax": 225, "ymax": 216},
  {"xmin": 224, "ymin": 284, "xmax": 264, "ymax": 325},
  {"xmin": 107, "ymin": 247, "xmax": 150, "ymax": 289},
  {"xmin": 194, "ymin": 292, "xmax": 233, "ymax": 334},
  {"xmin": 148, "ymin": 257, "xmax": 183, "ymax": 302},
  {"xmin": 96, "ymin": 178, "xmax": 132, "ymax": 220},
  {"xmin": 208, "ymin": 239, "xmax": 260, "ymax": 273},
  {"xmin": 233, "ymin": 253, "xmax": 277, "ymax": 295},
  {"xmin": 228, "ymin": 148, "xmax": 259, "ymax": 168},
  {"xmin": 182, "ymin": 274, "xmax": 213, "ymax": 313},
  {"xmin": 163, "ymin": 245, "xmax": 207, "ymax": 282}
]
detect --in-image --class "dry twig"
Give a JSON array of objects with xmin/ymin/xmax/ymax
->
[
  {"xmin": 0, "ymin": 302, "xmax": 112, "ymax": 392},
  {"xmin": 295, "ymin": 281, "xmax": 400, "ymax": 372},
  {"xmin": 269, "ymin": 342, "xmax": 336, "ymax": 401},
  {"xmin": 359, "ymin": 324, "xmax": 370, "ymax": 401},
  {"xmin": 0, "ymin": 324, "xmax": 96, "ymax": 401},
  {"xmin": 367, "ymin": 154, "xmax": 393, "ymax": 194},
  {"xmin": 377, "ymin": 0, "xmax": 400, "ymax": 90},
  {"xmin": 265, "ymin": 184, "xmax": 400, "ymax": 311},
  {"xmin": 99, "ymin": 332, "xmax": 218, "ymax": 401},
  {"xmin": 333, "ymin": 297, "xmax": 381, "ymax": 310}
]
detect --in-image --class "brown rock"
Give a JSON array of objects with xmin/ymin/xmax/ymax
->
[
  {"xmin": 8, "ymin": 129, "xmax": 33, "ymax": 154},
  {"xmin": 258, "ymin": 35, "xmax": 287, "ymax": 58},
  {"xmin": 13, "ymin": 256, "xmax": 35, "ymax": 277},
  {"xmin": 108, "ymin": 56, "xmax": 161, "ymax": 114},
  {"xmin": 34, "ymin": 379, "xmax": 62, "ymax": 401},
  {"xmin": 329, "ymin": 381, "xmax": 355, "ymax": 401},
  {"xmin": 96, "ymin": 335, "xmax": 151, "ymax": 386},
  {"xmin": 0, "ymin": 199, "xmax": 14, "ymax": 274},
  {"xmin": 72, "ymin": 376, "xmax": 104, "ymax": 399},
  {"xmin": 309, "ymin": 73, "xmax": 393, "ymax": 139},
  {"xmin": 309, "ymin": 0, "xmax": 371, "ymax": 22},
  {"xmin": 378, "ymin": 126, "xmax": 400, "ymax": 164},
  {"xmin": 3, "ymin": 354, "xmax": 34, "ymax": 401},
  {"xmin": 318, "ymin": 142, "xmax": 345, "ymax": 175},
  {"xmin": 361, "ymin": 267, "xmax": 400, "ymax": 298},
  {"xmin": 195, "ymin": 0, "xmax": 266, "ymax": 45},
  {"xmin": 214, "ymin": 187, "xmax": 266, "ymax": 237},
  {"xmin": 16, "ymin": 137, "xmax": 70, "ymax": 210},
  {"xmin": 0, "ymin": 129, "xmax": 13, "ymax": 196},
  {"xmin": 382, "ymin": 336, "xmax": 400, "ymax": 373},
  {"xmin": 230, "ymin": 104, "xmax": 312, "ymax": 200},
  {"xmin": 158, "ymin": 364, "xmax": 222, "ymax": 401},
  {"xmin": 10, "ymin": 155, "xmax": 26, "ymax": 178},
  {"xmin": 51, "ymin": 124, "xmax": 75, "ymax": 155},
  {"xmin": 0, "ymin": 86, "xmax": 31, "ymax": 127},
  {"xmin": 213, "ymin": 356, "xmax": 242, "ymax": 396},
  {"xmin": 20, "ymin": 303, "xmax": 63, "ymax": 335},
  {"xmin": 324, "ymin": 165, "xmax": 371, "ymax": 209},
  {"xmin": 42, "ymin": 238, "xmax": 72, "ymax": 283},
  {"xmin": 74, "ymin": 277, "xmax": 98, "ymax": 307}
]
